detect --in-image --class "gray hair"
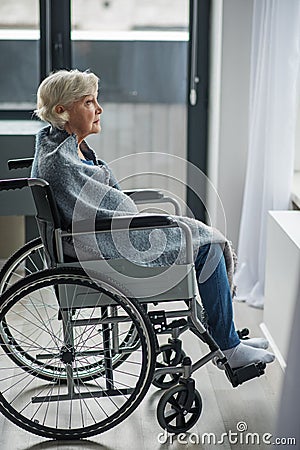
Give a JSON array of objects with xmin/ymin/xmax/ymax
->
[{"xmin": 35, "ymin": 69, "xmax": 99, "ymax": 129}]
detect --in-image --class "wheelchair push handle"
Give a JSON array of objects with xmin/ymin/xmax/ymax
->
[
  {"xmin": 7, "ymin": 157, "xmax": 34, "ymax": 170},
  {"xmin": 124, "ymin": 189, "xmax": 164, "ymax": 201},
  {"xmin": 0, "ymin": 177, "xmax": 49, "ymax": 191},
  {"xmin": 97, "ymin": 214, "xmax": 177, "ymax": 231},
  {"xmin": 0, "ymin": 178, "xmax": 29, "ymax": 191}
]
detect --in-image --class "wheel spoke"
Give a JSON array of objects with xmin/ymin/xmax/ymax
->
[
  {"xmin": 189, "ymin": 406, "xmax": 199, "ymax": 414},
  {"xmin": 168, "ymin": 395, "xmax": 181, "ymax": 411},
  {"xmin": 176, "ymin": 413, "xmax": 186, "ymax": 428},
  {"xmin": 165, "ymin": 409, "xmax": 178, "ymax": 424}
]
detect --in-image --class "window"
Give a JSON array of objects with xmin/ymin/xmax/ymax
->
[
  {"xmin": 71, "ymin": 0, "xmax": 189, "ymax": 104},
  {"xmin": 72, "ymin": 0, "xmax": 189, "ymax": 34},
  {"xmin": 70, "ymin": 0, "xmax": 190, "ymax": 202},
  {"xmin": 0, "ymin": 0, "xmax": 210, "ymax": 221},
  {"xmin": 0, "ymin": 0, "xmax": 39, "ymax": 117}
]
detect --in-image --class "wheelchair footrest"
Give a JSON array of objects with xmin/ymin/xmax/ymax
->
[
  {"xmin": 226, "ymin": 361, "xmax": 266, "ymax": 387},
  {"xmin": 168, "ymin": 318, "xmax": 188, "ymax": 329}
]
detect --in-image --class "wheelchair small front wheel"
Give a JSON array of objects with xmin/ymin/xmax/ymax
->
[
  {"xmin": 157, "ymin": 384, "xmax": 202, "ymax": 434},
  {"xmin": 153, "ymin": 343, "xmax": 185, "ymax": 389}
]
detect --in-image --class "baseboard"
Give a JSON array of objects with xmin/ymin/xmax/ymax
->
[{"xmin": 260, "ymin": 322, "xmax": 286, "ymax": 371}]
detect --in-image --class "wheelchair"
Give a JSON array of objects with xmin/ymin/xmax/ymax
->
[{"xmin": 0, "ymin": 167, "xmax": 266, "ymax": 440}]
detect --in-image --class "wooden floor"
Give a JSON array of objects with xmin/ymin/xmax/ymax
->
[{"xmin": 0, "ymin": 301, "xmax": 283, "ymax": 450}]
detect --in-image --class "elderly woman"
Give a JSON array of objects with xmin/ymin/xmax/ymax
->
[{"xmin": 31, "ymin": 69, "xmax": 275, "ymax": 370}]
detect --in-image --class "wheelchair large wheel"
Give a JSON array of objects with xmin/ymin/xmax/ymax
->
[
  {"xmin": 0, "ymin": 242, "xmax": 139, "ymax": 382},
  {"xmin": 0, "ymin": 237, "xmax": 45, "ymax": 294},
  {"xmin": 0, "ymin": 267, "xmax": 156, "ymax": 439}
]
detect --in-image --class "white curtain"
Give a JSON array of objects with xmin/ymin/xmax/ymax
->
[{"xmin": 234, "ymin": 0, "xmax": 300, "ymax": 308}]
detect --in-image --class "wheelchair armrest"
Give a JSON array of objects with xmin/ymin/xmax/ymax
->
[
  {"xmin": 123, "ymin": 189, "xmax": 164, "ymax": 202},
  {"xmin": 124, "ymin": 189, "xmax": 182, "ymax": 215},
  {"xmin": 71, "ymin": 214, "xmax": 177, "ymax": 233},
  {"xmin": 8, "ymin": 157, "xmax": 34, "ymax": 170},
  {"xmin": 67, "ymin": 214, "xmax": 194, "ymax": 263}
]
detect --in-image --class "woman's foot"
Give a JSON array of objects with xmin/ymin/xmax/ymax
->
[
  {"xmin": 215, "ymin": 342, "xmax": 275, "ymax": 369},
  {"xmin": 240, "ymin": 337, "xmax": 269, "ymax": 349}
]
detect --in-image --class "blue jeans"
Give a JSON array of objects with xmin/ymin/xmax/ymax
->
[{"xmin": 194, "ymin": 244, "xmax": 240, "ymax": 350}]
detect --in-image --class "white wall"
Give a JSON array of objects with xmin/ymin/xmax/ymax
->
[
  {"xmin": 263, "ymin": 211, "xmax": 300, "ymax": 366},
  {"xmin": 208, "ymin": 0, "xmax": 254, "ymax": 249},
  {"xmin": 295, "ymin": 99, "xmax": 300, "ymax": 171},
  {"xmin": 86, "ymin": 103, "xmax": 187, "ymax": 213}
]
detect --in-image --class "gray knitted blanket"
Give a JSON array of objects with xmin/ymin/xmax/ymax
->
[{"xmin": 32, "ymin": 126, "xmax": 236, "ymax": 294}]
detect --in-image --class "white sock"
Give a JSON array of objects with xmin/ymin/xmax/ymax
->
[
  {"xmin": 217, "ymin": 342, "xmax": 275, "ymax": 369},
  {"xmin": 240, "ymin": 337, "xmax": 269, "ymax": 349}
]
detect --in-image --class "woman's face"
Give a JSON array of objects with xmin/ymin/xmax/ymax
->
[{"xmin": 64, "ymin": 92, "xmax": 103, "ymax": 142}]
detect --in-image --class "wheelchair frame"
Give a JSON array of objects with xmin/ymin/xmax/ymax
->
[{"xmin": 0, "ymin": 163, "xmax": 266, "ymax": 440}]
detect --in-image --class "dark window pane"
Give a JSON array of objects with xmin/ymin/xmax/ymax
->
[{"xmin": 0, "ymin": 0, "xmax": 39, "ymax": 112}]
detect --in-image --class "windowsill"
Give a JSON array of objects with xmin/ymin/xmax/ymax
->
[
  {"xmin": 0, "ymin": 120, "xmax": 44, "ymax": 135},
  {"xmin": 0, "ymin": 29, "xmax": 189, "ymax": 42},
  {"xmin": 291, "ymin": 171, "xmax": 300, "ymax": 209}
]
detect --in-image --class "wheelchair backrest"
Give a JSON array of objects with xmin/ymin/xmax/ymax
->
[
  {"xmin": 30, "ymin": 180, "xmax": 61, "ymax": 266},
  {"xmin": 0, "ymin": 176, "xmax": 62, "ymax": 266}
]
